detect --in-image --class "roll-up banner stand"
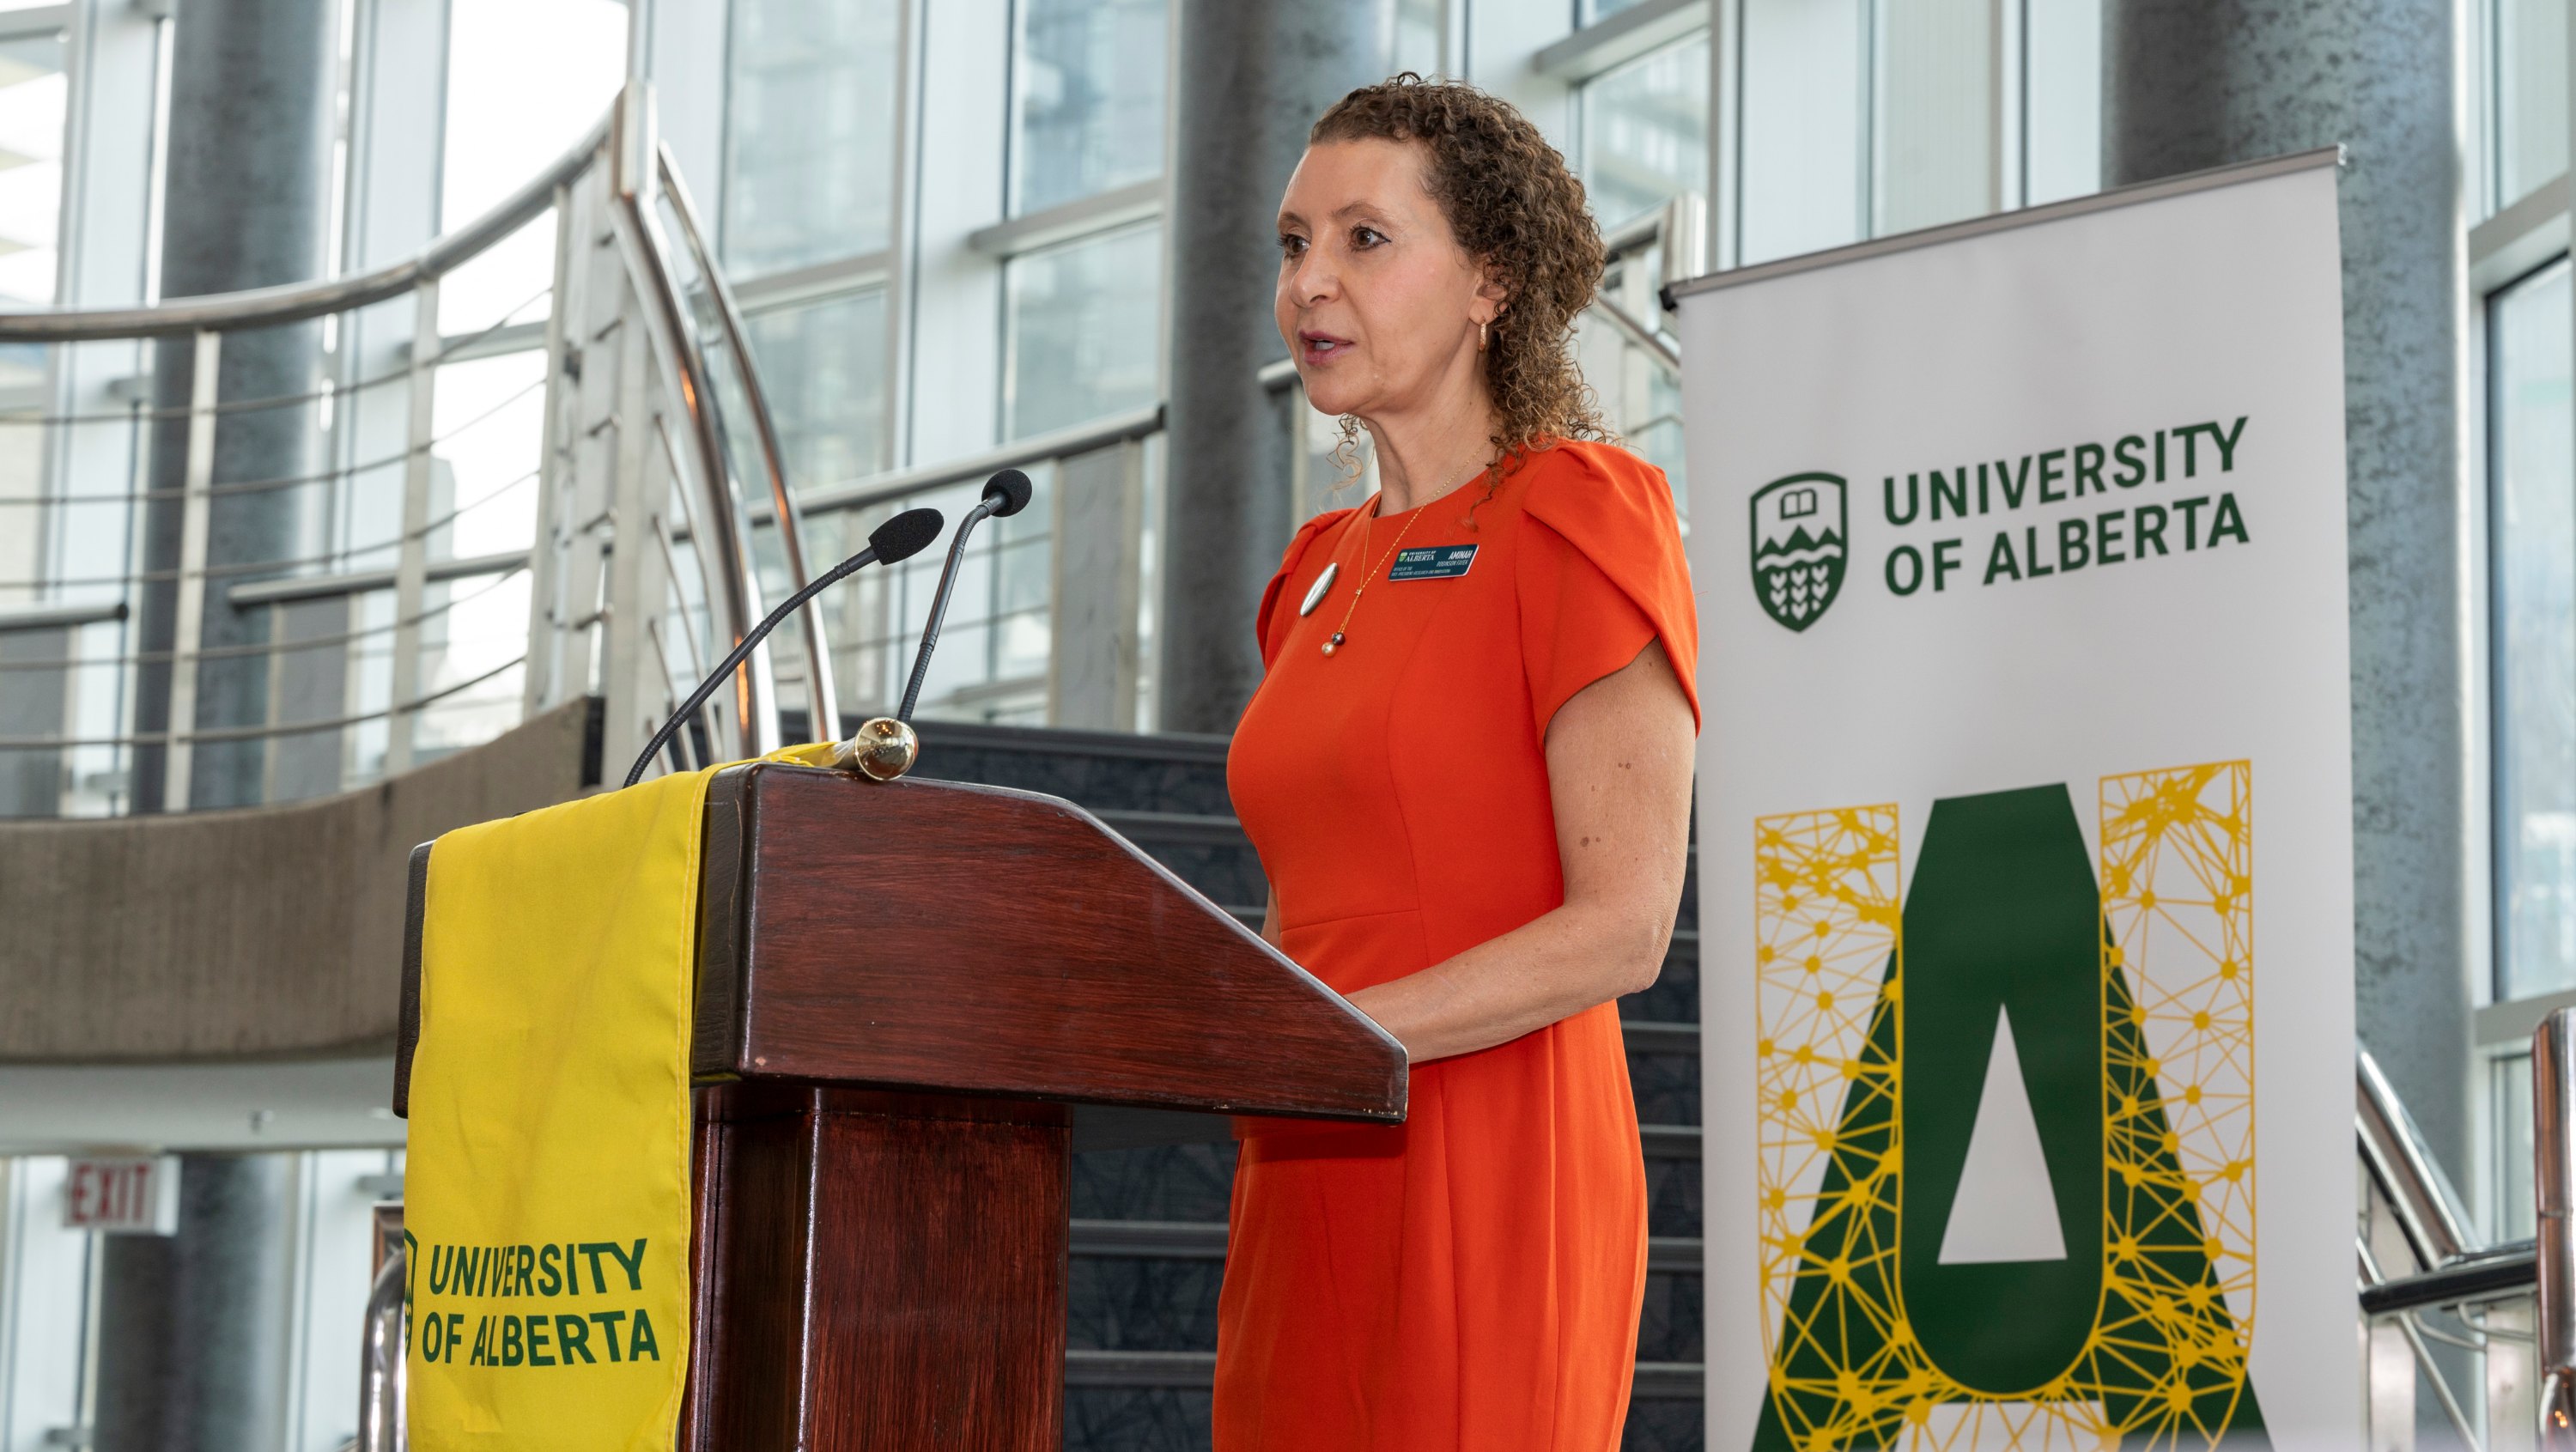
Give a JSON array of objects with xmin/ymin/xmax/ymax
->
[{"xmin": 1674, "ymin": 149, "xmax": 2354, "ymax": 1449}]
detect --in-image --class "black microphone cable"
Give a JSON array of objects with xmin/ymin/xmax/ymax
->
[
  {"xmin": 625, "ymin": 506, "xmax": 945, "ymax": 787},
  {"xmin": 896, "ymin": 469, "xmax": 1036, "ymax": 722}
]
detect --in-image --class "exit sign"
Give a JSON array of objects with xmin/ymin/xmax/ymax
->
[{"xmin": 64, "ymin": 1156, "xmax": 178, "ymax": 1234}]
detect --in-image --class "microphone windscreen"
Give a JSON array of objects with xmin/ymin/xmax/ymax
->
[
  {"xmin": 871, "ymin": 507, "xmax": 945, "ymax": 564},
  {"xmin": 983, "ymin": 469, "xmax": 1036, "ymax": 518}
]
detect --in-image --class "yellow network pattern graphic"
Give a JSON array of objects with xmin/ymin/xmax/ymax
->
[
  {"xmin": 2099, "ymin": 762, "xmax": 2258, "ymax": 1411},
  {"xmin": 1750, "ymin": 763, "xmax": 2259, "ymax": 1452}
]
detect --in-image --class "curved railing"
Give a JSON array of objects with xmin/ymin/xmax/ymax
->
[
  {"xmin": 1589, "ymin": 194, "xmax": 1696, "ymax": 503},
  {"xmin": 0, "ymin": 80, "xmax": 828, "ymax": 816}
]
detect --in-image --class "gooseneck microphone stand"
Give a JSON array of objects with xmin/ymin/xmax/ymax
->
[
  {"xmin": 896, "ymin": 469, "xmax": 1036, "ymax": 722},
  {"xmin": 624, "ymin": 506, "xmax": 946, "ymax": 787}
]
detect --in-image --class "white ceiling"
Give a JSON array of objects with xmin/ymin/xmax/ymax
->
[{"xmin": 0, "ymin": 1056, "xmax": 405, "ymax": 1155}]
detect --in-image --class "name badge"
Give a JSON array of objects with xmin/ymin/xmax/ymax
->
[{"xmin": 1388, "ymin": 544, "xmax": 1479, "ymax": 581}]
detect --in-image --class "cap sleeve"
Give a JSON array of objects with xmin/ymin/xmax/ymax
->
[
  {"xmin": 1516, "ymin": 444, "xmax": 1701, "ymax": 738},
  {"xmin": 1255, "ymin": 507, "xmax": 1357, "ymax": 669}
]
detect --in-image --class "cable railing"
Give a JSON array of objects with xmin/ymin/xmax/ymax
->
[
  {"xmin": 769, "ymin": 404, "xmax": 1167, "ymax": 734},
  {"xmin": 0, "ymin": 81, "xmax": 825, "ymax": 817},
  {"xmin": 0, "ymin": 124, "xmax": 1712, "ymax": 822}
]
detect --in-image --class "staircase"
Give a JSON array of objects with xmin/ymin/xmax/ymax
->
[{"xmin": 914, "ymin": 722, "xmax": 1706, "ymax": 1452}]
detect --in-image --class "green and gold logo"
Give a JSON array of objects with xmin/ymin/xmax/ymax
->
[
  {"xmin": 1752, "ymin": 472, "xmax": 1849, "ymax": 631},
  {"xmin": 1751, "ymin": 765, "xmax": 2263, "ymax": 1451}
]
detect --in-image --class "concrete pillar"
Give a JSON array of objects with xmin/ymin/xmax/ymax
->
[
  {"xmin": 2104, "ymin": 3, "xmax": 2468, "ymax": 1168},
  {"xmin": 100, "ymin": 0, "xmax": 337, "ymax": 1438},
  {"xmin": 1157, "ymin": 0, "xmax": 1395, "ymax": 734},
  {"xmin": 95, "ymin": 1155, "xmax": 297, "ymax": 1452},
  {"xmin": 131, "ymin": 0, "xmax": 339, "ymax": 812}
]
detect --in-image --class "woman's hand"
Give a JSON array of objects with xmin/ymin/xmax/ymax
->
[{"xmin": 1344, "ymin": 641, "xmax": 1695, "ymax": 1062}]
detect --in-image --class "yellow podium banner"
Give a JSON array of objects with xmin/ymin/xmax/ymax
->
[{"xmin": 404, "ymin": 765, "xmax": 715, "ymax": 1451}]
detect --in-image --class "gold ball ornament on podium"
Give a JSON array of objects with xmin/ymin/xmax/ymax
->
[{"xmin": 835, "ymin": 717, "xmax": 920, "ymax": 781}]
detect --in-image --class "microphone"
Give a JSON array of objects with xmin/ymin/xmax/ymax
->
[
  {"xmin": 896, "ymin": 469, "xmax": 1035, "ymax": 722},
  {"xmin": 624, "ymin": 506, "xmax": 945, "ymax": 787}
]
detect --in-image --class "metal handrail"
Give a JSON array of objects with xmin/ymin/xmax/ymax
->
[
  {"xmin": 2360, "ymin": 1047, "xmax": 2482, "ymax": 1267},
  {"xmin": 357, "ymin": 1244, "xmax": 406, "ymax": 1452},
  {"xmin": 793, "ymin": 404, "xmax": 1167, "ymax": 519},
  {"xmin": 0, "ymin": 121, "xmax": 607, "ymax": 341},
  {"xmin": 2370, "ymin": 1009, "xmax": 2576, "ymax": 1447},
  {"xmin": 603, "ymin": 86, "xmax": 773, "ymax": 756},
  {"xmin": 1589, "ymin": 295, "xmax": 1681, "ymax": 373},
  {"xmin": 2364, "ymin": 1239, "xmax": 2538, "ymax": 1316},
  {"xmin": 2541, "ymin": 1007, "xmax": 2576, "ymax": 1445},
  {"xmin": 0, "ymin": 280, "xmax": 549, "ymax": 425},
  {"xmin": 0, "ymin": 80, "xmax": 829, "ymax": 802},
  {"xmin": 655, "ymin": 145, "xmax": 838, "ymax": 735},
  {"xmin": 2358, "ymin": 1233, "xmax": 2488, "ymax": 1451}
]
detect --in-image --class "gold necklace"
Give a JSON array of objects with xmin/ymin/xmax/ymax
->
[
  {"xmin": 1321, "ymin": 502, "xmax": 1425, "ymax": 657},
  {"xmin": 1319, "ymin": 501, "xmax": 1422, "ymax": 653}
]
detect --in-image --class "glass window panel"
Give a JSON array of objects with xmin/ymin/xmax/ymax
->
[
  {"xmin": 806, "ymin": 477, "xmax": 1055, "ymax": 725},
  {"xmin": 1579, "ymin": 32, "xmax": 1710, "ymax": 232},
  {"xmin": 744, "ymin": 289, "xmax": 890, "ymax": 495},
  {"xmin": 412, "ymin": 570, "xmax": 532, "ymax": 762},
  {"xmin": 2025, "ymin": 0, "xmax": 2102, "ymax": 206},
  {"xmin": 0, "ymin": 33, "xmax": 66, "ymax": 313},
  {"xmin": 1875, "ymin": 0, "xmax": 1996, "ymax": 234},
  {"xmin": 2496, "ymin": 0, "xmax": 2568, "ymax": 211},
  {"xmin": 438, "ymin": 0, "xmax": 627, "ymax": 331},
  {"xmin": 2495, "ymin": 1051, "xmax": 2536, "ymax": 1242},
  {"xmin": 1740, "ymin": 0, "xmax": 1865, "ymax": 264},
  {"xmin": 723, "ymin": 0, "xmax": 899, "ymax": 273},
  {"xmin": 1012, "ymin": 0, "xmax": 1168, "ymax": 215},
  {"xmin": 1586, "ymin": 0, "xmax": 1657, "ymax": 18},
  {"xmin": 1004, "ymin": 222, "xmax": 1161, "ymax": 440},
  {"xmin": 2494, "ymin": 258, "xmax": 2576, "ymax": 1001},
  {"xmin": 1581, "ymin": 250, "xmax": 1687, "ymax": 520},
  {"xmin": 1396, "ymin": 0, "xmax": 1445, "ymax": 74},
  {"xmin": 426, "ymin": 351, "xmax": 548, "ymax": 564}
]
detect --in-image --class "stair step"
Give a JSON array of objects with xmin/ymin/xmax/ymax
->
[
  {"xmin": 1091, "ymin": 808, "xmax": 1254, "ymax": 848},
  {"xmin": 1624, "ymin": 1021, "xmax": 1698, "ymax": 1054},
  {"xmin": 1642, "ymin": 1124, "xmax": 1699, "ymax": 1158},
  {"xmin": 1072, "ymin": 1218, "xmax": 1226, "ymax": 1258},
  {"xmin": 1065, "ymin": 1348, "xmax": 1216, "ymax": 1388},
  {"xmin": 1064, "ymin": 1349, "xmax": 1706, "ymax": 1397},
  {"xmin": 911, "ymin": 720, "xmax": 1232, "ymax": 766},
  {"xmin": 1625, "ymin": 934, "xmax": 1699, "ymax": 1025},
  {"xmin": 909, "ymin": 721, "xmax": 1235, "ymax": 816}
]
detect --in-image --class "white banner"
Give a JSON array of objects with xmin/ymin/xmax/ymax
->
[{"xmin": 1679, "ymin": 154, "xmax": 2354, "ymax": 1451}]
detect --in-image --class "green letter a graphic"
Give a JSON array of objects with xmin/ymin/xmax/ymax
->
[
  {"xmin": 1750, "ymin": 784, "xmax": 2265, "ymax": 1450},
  {"xmin": 1901, "ymin": 785, "xmax": 2103, "ymax": 1392}
]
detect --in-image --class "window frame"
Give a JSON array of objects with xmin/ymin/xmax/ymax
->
[
  {"xmin": 2472, "ymin": 156, "xmax": 2574, "ymax": 1238},
  {"xmin": 1003, "ymin": 0, "xmax": 1173, "ymax": 222},
  {"xmin": 991, "ymin": 212, "xmax": 1164, "ymax": 444}
]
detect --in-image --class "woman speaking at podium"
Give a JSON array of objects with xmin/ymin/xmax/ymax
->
[{"xmin": 1221, "ymin": 75, "xmax": 1700, "ymax": 1452}]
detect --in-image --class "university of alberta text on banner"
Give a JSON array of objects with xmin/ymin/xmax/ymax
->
[
  {"xmin": 404, "ymin": 769, "xmax": 714, "ymax": 1450},
  {"xmin": 1677, "ymin": 151, "xmax": 2357, "ymax": 1449}
]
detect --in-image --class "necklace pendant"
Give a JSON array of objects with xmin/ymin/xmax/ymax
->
[{"xmin": 1322, "ymin": 631, "xmax": 1344, "ymax": 657}]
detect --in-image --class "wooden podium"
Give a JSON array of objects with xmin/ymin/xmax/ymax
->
[{"xmin": 395, "ymin": 759, "xmax": 1406, "ymax": 1451}]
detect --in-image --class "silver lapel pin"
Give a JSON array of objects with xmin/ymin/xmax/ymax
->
[{"xmin": 1297, "ymin": 562, "xmax": 1340, "ymax": 617}]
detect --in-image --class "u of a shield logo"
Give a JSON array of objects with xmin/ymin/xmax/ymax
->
[{"xmin": 1750, "ymin": 471, "xmax": 1849, "ymax": 631}]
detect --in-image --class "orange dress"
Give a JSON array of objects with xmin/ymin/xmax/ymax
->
[{"xmin": 1217, "ymin": 440, "xmax": 1701, "ymax": 1451}]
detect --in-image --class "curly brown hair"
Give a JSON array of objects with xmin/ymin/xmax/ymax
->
[{"xmin": 1309, "ymin": 73, "xmax": 1610, "ymax": 477}]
